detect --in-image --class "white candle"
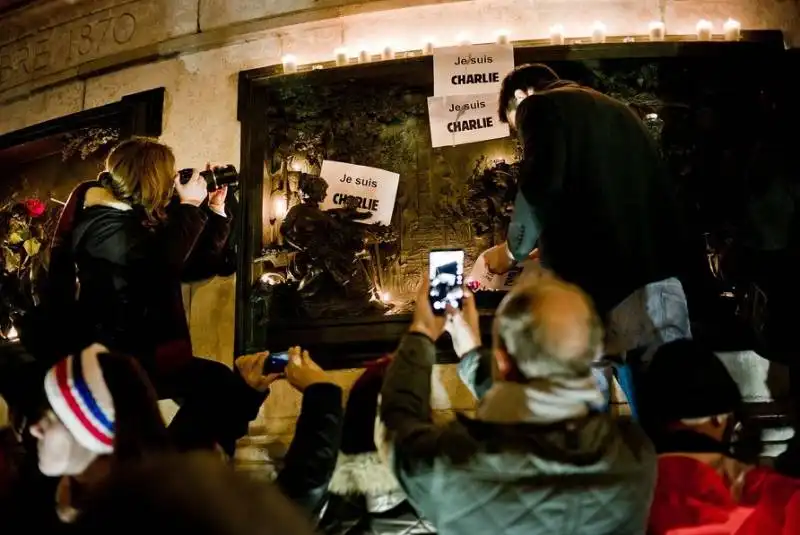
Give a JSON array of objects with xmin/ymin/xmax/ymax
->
[
  {"xmin": 550, "ymin": 24, "xmax": 565, "ymax": 45},
  {"xmin": 648, "ymin": 21, "xmax": 665, "ymax": 41},
  {"xmin": 334, "ymin": 47, "xmax": 348, "ymax": 66},
  {"xmin": 358, "ymin": 48, "xmax": 370, "ymax": 63},
  {"xmin": 273, "ymin": 197, "xmax": 287, "ymax": 220},
  {"xmin": 591, "ymin": 21, "xmax": 606, "ymax": 43},
  {"xmin": 456, "ymin": 32, "xmax": 471, "ymax": 46},
  {"xmin": 281, "ymin": 54, "xmax": 297, "ymax": 74},
  {"xmin": 422, "ymin": 39, "xmax": 434, "ymax": 55},
  {"xmin": 381, "ymin": 45, "xmax": 395, "ymax": 60},
  {"xmin": 723, "ymin": 18, "xmax": 741, "ymax": 41},
  {"xmin": 495, "ymin": 30, "xmax": 510, "ymax": 45},
  {"xmin": 696, "ymin": 19, "xmax": 713, "ymax": 40},
  {"xmin": 5, "ymin": 325, "xmax": 18, "ymax": 342}
]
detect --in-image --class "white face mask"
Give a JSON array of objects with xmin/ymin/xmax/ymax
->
[{"xmin": 30, "ymin": 411, "xmax": 98, "ymax": 477}]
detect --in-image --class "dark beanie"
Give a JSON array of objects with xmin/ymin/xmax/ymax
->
[
  {"xmin": 638, "ymin": 339, "xmax": 742, "ymax": 424},
  {"xmin": 339, "ymin": 355, "xmax": 392, "ymax": 455}
]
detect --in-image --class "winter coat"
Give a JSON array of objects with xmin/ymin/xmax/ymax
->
[{"xmin": 380, "ymin": 334, "xmax": 657, "ymax": 535}]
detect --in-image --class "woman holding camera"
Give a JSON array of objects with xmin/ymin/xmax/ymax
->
[{"xmin": 38, "ymin": 137, "xmax": 270, "ymax": 456}]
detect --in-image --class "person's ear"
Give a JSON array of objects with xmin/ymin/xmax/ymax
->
[
  {"xmin": 494, "ymin": 347, "xmax": 513, "ymax": 379},
  {"xmin": 513, "ymin": 89, "xmax": 530, "ymax": 105}
]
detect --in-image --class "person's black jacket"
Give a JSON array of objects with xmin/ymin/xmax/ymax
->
[
  {"xmin": 276, "ymin": 382, "xmax": 344, "ymax": 519},
  {"xmin": 516, "ymin": 82, "xmax": 688, "ymax": 315},
  {"xmin": 66, "ymin": 195, "xmax": 230, "ymax": 374}
]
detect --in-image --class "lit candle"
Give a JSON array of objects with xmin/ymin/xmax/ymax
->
[
  {"xmin": 591, "ymin": 21, "xmax": 606, "ymax": 43},
  {"xmin": 334, "ymin": 47, "xmax": 348, "ymax": 66},
  {"xmin": 5, "ymin": 325, "xmax": 18, "ymax": 342},
  {"xmin": 456, "ymin": 32, "xmax": 471, "ymax": 46},
  {"xmin": 422, "ymin": 38, "xmax": 434, "ymax": 55},
  {"xmin": 358, "ymin": 48, "xmax": 370, "ymax": 63},
  {"xmin": 723, "ymin": 18, "xmax": 741, "ymax": 41},
  {"xmin": 648, "ymin": 21, "xmax": 666, "ymax": 41},
  {"xmin": 273, "ymin": 197, "xmax": 287, "ymax": 220},
  {"xmin": 381, "ymin": 291, "xmax": 391, "ymax": 303},
  {"xmin": 550, "ymin": 24, "xmax": 565, "ymax": 45},
  {"xmin": 495, "ymin": 30, "xmax": 510, "ymax": 45},
  {"xmin": 281, "ymin": 54, "xmax": 297, "ymax": 74},
  {"xmin": 381, "ymin": 45, "xmax": 395, "ymax": 60},
  {"xmin": 696, "ymin": 19, "xmax": 713, "ymax": 40}
]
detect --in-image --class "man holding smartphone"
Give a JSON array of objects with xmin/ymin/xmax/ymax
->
[
  {"xmin": 379, "ymin": 273, "xmax": 656, "ymax": 534},
  {"xmin": 482, "ymin": 64, "xmax": 692, "ymax": 416}
]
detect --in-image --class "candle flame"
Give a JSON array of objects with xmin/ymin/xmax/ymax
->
[
  {"xmin": 6, "ymin": 326, "xmax": 18, "ymax": 341},
  {"xmin": 273, "ymin": 197, "xmax": 287, "ymax": 219}
]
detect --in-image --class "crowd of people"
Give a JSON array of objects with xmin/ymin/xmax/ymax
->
[{"xmin": 0, "ymin": 63, "xmax": 799, "ymax": 534}]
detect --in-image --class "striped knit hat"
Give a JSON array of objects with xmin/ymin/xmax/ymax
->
[{"xmin": 43, "ymin": 344, "xmax": 116, "ymax": 454}]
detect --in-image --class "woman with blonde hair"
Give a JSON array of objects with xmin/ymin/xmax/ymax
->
[{"xmin": 37, "ymin": 137, "xmax": 270, "ymax": 456}]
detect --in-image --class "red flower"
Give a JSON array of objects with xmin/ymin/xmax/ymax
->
[{"xmin": 24, "ymin": 199, "xmax": 45, "ymax": 218}]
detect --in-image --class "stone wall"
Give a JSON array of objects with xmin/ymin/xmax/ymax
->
[
  {"xmin": 1, "ymin": 0, "xmax": 797, "ymax": 448},
  {"xmin": 3, "ymin": 0, "xmax": 798, "ymax": 368}
]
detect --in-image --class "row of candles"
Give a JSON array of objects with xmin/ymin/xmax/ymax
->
[{"xmin": 281, "ymin": 18, "xmax": 742, "ymax": 72}]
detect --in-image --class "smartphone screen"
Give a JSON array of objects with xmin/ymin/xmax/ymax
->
[
  {"xmin": 429, "ymin": 249, "xmax": 465, "ymax": 315},
  {"xmin": 262, "ymin": 351, "xmax": 289, "ymax": 374}
]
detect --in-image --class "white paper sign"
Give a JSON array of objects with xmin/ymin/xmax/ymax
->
[
  {"xmin": 433, "ymin": 43, "xmax": 514, "ymax": 96},
  {"xmin": 427, "ymin": 93, "xmax": 510, "ymax": 147},
  {"xmin": 468, "ymin": 252, "xmax": 538, "ymax": 291},
  {"xmin": 319, "ymin": 160, "xmax": 400, "ymax": 225}
]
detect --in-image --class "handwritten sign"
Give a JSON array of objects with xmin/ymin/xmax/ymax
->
[
  {"xmin": 433, "ymin": 43, "xmax": 514, "ymax": 96},
  {"xmin": 319, "ymin": 160, "xmax": 400, "ymax": 226},
  {"xmin": 468, "ymin": 252, "xmax": 538, "ymax": 291},
  {"xmin": 427, "ymin": 93, "xmax": 510, "ymax": 147}
]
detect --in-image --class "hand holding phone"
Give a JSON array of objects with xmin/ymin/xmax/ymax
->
[
  {"xmin": 262, "ymin": 350, "xmax": 290, "ymax": 375},
  {"xmin": 428, "ymin": 249, "xmax": 465, "ymax": 316}
]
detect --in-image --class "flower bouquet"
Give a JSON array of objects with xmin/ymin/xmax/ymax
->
[{"xmin": 0, "ymin": 197, "xmax": 56, "ymax": 336}]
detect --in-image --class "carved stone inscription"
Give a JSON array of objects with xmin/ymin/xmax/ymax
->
[{"xmin": 0, "ymin": 1, "xmax": 160, "ymax": 92}]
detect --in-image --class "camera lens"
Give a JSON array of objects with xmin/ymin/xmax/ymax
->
[
  {"xmin": 213, "ymin": 165, "xmax": 239, "ymax": 189},
  {"xmin": 198, "ymin": 165, "xmax": 239, "ymax": 192}
]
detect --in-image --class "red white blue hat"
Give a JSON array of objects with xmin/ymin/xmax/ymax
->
[{"xmin": 43, "ymin": 344, "xmax": 116, "ymax": 454}]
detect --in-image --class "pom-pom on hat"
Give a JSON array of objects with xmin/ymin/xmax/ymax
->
[{"xmin": 43, "ymin": 344, "xmax": 115, "ymax": 454}]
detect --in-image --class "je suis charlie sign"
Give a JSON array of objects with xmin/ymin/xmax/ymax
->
[
  {"xmin": 428, "ymin": 43, "xmax": 513, "ymax": 147},
  {"xmin": 432, "ymin": 43, "xmax": 514, "ymax": 96},
  {"xmin": 318, "ymin": 160, "xmax": 400, "ymax": 226},
  {"xmin": 427, "ymin": 93, "xmax": 510, "ymax": 148}
]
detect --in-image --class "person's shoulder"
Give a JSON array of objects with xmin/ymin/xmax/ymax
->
[{"xmin": 516, "ymin": 92, "xmax": 562, "ymax": 131}]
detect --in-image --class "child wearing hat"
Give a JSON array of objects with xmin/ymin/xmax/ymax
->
[{"xmin": 30, "ymin": 344, "xmax": 170, "ymax": 523}]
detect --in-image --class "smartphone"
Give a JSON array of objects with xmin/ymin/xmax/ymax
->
[
  {"xmin": 428, "ymin": 249, "xmax": 465, "ymax": 315},
  {"xmin": 262, "ymin": 351, "xmax": 290, "ymax": 374}
]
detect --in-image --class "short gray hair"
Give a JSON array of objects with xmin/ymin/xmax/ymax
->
[{"xmin": 492, "ymin": 280, "xmax": 603, "ymax": 380}]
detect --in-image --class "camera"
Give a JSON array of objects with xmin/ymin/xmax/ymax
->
[{"xmin": 178, "ymin": 165, "xmax": 239, "ymax": 192}]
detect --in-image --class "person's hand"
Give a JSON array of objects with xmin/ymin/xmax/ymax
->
[
  {"xmin": 409, "ymin": 277, "xmax": 447, "ymax": 341},
  {"xmin": 528, "ymin": 248, "xmax": 540, "ymax": 262},
  {"xmin": 206, "ymin": 164, "xmax": 228, "ymax": 214},
  {"xmin": 445, "ymin": 288, "xmax": 481, "ymax": 358},
  {"xmin": 284, "ymin": 346, "xmax": 333, "ymax": 392},
  {"xmin": 174, "ymin": 168, "xmax": 208, "ymax": 207},
  {"xmin": 484, "ymin": 243, "xmax": 515, "ymax": 274},
  {"xmin": 235, "ymin": 352, "xmax": 280, "ymax": 392},
  {"xmin": 208, "ymin": 186, "xmax": 228, "ymax": 214}
]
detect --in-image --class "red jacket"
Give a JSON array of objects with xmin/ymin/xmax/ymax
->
[{"xmin": 649, "ymin": 455, "xmax": 800, "ymax": 535}]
